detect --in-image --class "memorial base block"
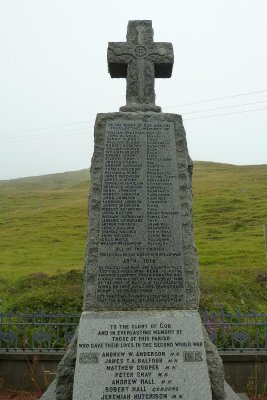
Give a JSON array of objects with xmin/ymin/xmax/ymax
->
[{"xmin": 73, "ymin": 310, "xmax": 213, "ymax": 400}]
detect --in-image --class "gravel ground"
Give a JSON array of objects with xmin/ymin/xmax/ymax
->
[{"xmin": 0, "ymin": 392, "xmax": 42, "ymax": 400}]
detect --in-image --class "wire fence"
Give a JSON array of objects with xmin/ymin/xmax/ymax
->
[{"xmin": 0, "ymin": 308, "xmax": 266, "ymax": 352}]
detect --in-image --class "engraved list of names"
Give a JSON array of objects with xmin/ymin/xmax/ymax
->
[
  {"xmin": 97, "ymin": 121, "xmax": 184, "ymax": 308},
  {"xmin": 73, "ymin": 312, "xmax": 212, "ymax": 400}
]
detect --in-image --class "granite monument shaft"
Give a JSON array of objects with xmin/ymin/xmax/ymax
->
[{"xmin": 41, "ymin": 20, "xmax": 242, "ymax": 400}]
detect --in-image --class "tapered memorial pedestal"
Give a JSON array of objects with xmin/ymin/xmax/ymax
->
[{"xmin": 41, "ymin": 20, "xmax": 243, "ymax": 400}]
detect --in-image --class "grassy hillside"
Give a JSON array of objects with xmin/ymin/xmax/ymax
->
[
  {"xmin": 193, "ymin": 162, "xmax": 267, "ymax": 311},
  {"xmin": 0, "ymin": 162, "xmax": 266, "ymax": 312}
]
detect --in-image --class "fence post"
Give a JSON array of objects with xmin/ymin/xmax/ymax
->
[{"xmin": 265, "ymin": 225, "xmax": 267, "ymax": 259}]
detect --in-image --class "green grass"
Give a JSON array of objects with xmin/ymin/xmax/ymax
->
[
  {"xmin": 0, "ymin": 170, "xmax": 89, "ymax": 310},
  {"xmin": 0, "ymin": 162, "xmax": 266, "ymax": 312},
  {"xmin": 193, "ymin": 162, "xmax": 267, "ymax": 311}
]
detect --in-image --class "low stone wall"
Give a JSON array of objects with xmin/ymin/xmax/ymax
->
[
  {"xmin": 0, "ymin": 352, "xmax": 266, "ymax": 394},
  {"xmin": 0, "ymin": 352, "xmax": 59, "ymax": 391},
  {"xmin": 221, "ymin": 352, "xmax": 267, "ymax": 394}
]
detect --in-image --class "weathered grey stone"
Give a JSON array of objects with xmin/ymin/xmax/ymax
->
[
  {"xmin": 40, "ymin": 378, "xmax": 56, "ymax": 400},
  {"xmin": 203, "ymin": 326, "xmax": 225, "ymax": 400},
  {"xmin": 40, "ymin": 332, "xmax": 77, "ymax": 400},
  {"xmin": 84, "ymin": 112, "xmax": 199, "ymax": 311},
  {"xmin": 55, "ymin": 331, "xmax": 77, "ymax": 400},
  {"xmin": 108, "ymin": 20, "xmax": 173, "ymax": 111},
  {"xmin": 73, "ymin": 310, "xmax": 212, "ymax": 400},
  {"xmin": 237, "ymin": 394, "xmax": 249, "ymax": 400},
  {"xmin": 224, "ymin": 382, "xmax": 246, "ymax": 399}
]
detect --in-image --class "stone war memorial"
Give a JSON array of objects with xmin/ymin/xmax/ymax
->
[{"xmin": 42, "ymin": 20, "xmax": 243, "ymax": 400}]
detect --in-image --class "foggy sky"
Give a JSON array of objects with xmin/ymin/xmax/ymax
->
[{"xmin": 1, "ymin": 0, "xmax": 267, "ymax": 180}]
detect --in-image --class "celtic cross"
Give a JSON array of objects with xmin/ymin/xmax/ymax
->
[{"xmin": 107, "ymin": 20, "xmax": 174, "ymax": 112}]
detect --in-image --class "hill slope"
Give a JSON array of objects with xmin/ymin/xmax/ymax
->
[
  {"xmin": 0, "ymin": 162, "xmax": 266, "ymax": 311},
  {"xmin": 193, "ymin": 162, "xmax": 267, "ymax": 310}
]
